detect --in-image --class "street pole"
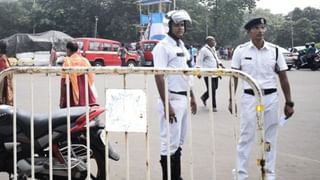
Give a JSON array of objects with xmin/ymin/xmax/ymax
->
[
  {"xmin": 291, "ymin": 20, "xmax": 294, "ymax": 48},
  {"xmin": 94, "ymin": 16, "xmax": 98, "ymax": 38},
  {"xmin": 33, "ymin": 0, "xmax": 36, "ymax": 34},
  {"xmin": 215, "ymin": 0, "xmax": 218, "ymax": 35},
  {"xmin": 206, "ymin": 11, "xmax": 208, "ymax": 37}
]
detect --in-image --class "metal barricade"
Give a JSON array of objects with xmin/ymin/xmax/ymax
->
[{"xmin": 0, "ymin": 66, "xmax": 267, "ymax": 180}]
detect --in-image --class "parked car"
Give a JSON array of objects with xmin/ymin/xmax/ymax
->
[
  {"xmin": 279, "ymin": 47, "xmax": 298, "ymax": 70},
  {"xmin": 34, "ymin": 51, "xmax": 50, "ymax": 66},
  {"xmin": 55, "ymin": 52, "xmax": 67, "ymax": 66},
  {"xmin": 8, "ymin": 57, "xmax": 18, "ymax": 66},
  {"xmin": 75, "ymin": 38, "xmax": 140, "ymax": 67},
  {"xmin": 16, "ymin": 52, "xmax": 34, "ymax": 66},
  {"xmin": 139, "ymin": 40, "xmax": 159, "ymax": 66},
  {"xmin": 289, "ymin": 46, "xmax": 305, "ymax": 53}
]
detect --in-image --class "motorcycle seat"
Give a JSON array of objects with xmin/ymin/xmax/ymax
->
[
  {"xmin": 0, "ymin": 105, "xmax": 88, "ymax": 138},
  {"xmin": 19, "ymin": 107, "xmax": 88, "ymax": 138}
]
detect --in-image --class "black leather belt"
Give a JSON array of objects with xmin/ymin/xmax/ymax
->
[
  {"xmin": 244, "ymin": 88, "xmax": 277, "ymax": 96},
  {"xmin": 169, "ymin": 91, "xmax": 187, "ymax": 96}
]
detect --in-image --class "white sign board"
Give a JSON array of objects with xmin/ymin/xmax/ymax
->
[{"xmin": 105, "ymin": 89, "xmax": 147, "ymax": 133}]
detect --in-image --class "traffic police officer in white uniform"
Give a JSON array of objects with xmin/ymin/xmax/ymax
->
[
  {"xmin": 229, "ymin": 17, "xmax": 295, "ymax": 180},
  {"xmin": 153, "ymin": 10, "xmax": 197, "ymax": 180},
  {"xmin": 196, "ymin": 36, "xmax": 225, "ymax": 111}
]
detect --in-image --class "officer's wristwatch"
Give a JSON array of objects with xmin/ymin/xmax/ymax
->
[{"xmin": 285, "ymin": 101, "xmax": 294, "ymax": 108}]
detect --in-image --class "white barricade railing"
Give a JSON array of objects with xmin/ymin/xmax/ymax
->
[{"xmin": 0, "ymin": 66, "xmax": 267, "ymax": 180}]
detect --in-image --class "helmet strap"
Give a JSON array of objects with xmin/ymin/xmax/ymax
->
[{"xmin": 168, "ymin": 32, "xmax": 181, "ymax": 46}]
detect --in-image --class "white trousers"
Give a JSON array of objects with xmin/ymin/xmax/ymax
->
[
  {"xmin": 158, "ymin": 93, "xmax": 188, "ymax": 156},
  {"xmin": 237, "ymin": 92, "xmax": 279, "ymax": 180}
]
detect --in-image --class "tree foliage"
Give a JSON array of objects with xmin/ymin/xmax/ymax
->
[
  {"xmin": 0, "ymin": 0, "xmax": 319, "ymax": 48},
  {"xmin": 174, "ymin": 0, "xmax": 256, "ymax": 47}
]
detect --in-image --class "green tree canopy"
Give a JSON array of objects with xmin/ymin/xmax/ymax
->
[{"xmin": 0, "ymin": 0, "xmax": 319, "ymax": 48}]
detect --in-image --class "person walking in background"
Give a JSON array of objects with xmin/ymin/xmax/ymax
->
[
  {"xmin": 153, "ymin": 9, "xmax": 197, "ymax": 180},
  {"xmin": 186, "ymin": 44, "xmax": 194, "ymax": 67},
  {"xmin": 228, "ymin": 17, "xmax": 294, "ymax": 180},
  {"xmin": 0, "ymin": 42, "xmax": 13, "ymax": 105},
  {"xmin": 136, "ymin": 43, "xmax": 145, "ymax": 66},
  {"xmin": 119, "ymin": 43, "xmax": 127, "ymax": 66},
  {"xmin": 188, "ymin": 45, "xmax": 197, "ymax": 66},
  {"xmin": 196, "ymin": 36, "xmax": 225, "ymax": 112},
  {"xmin": 60, "ymin": 41, "xmax": 96, "ymax": 108},
  {"xmin": 59, "ymin": 41, "xmax": 120, "ymax": 161},
  {"xmin": 227, "ymin": 47, "xmax": 234, "ymax": 60},
  {"xmin": 191, "ymin": 45, "xmax": 198, "ymax": 64},
  {"xmin": 49, "ymin": 45, "xmax": 57, "ymax": 66}
]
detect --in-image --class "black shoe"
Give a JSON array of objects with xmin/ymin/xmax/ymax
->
[{"xmin": 201, "ymin": 96, "xmax": 207, "ymax": 106}]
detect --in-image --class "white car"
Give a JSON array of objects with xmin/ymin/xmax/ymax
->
[
  {"xmin": 16, "ymin": 52, "xmax": 34, "ymax": 66},
  {"xmin": 34, "ymin": 51, "xmax": 51, "ymax": 66},
  {"xmin": 55, "ymin": 52, "xmax": 67, "ymax": 66},
  {"xmin": 278, "ymin": 47, "xmax": 297, "ymax": 70}
]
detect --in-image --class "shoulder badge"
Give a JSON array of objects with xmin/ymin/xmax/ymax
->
[{"xmin": 239, "ymin": 42, "xmax": 250, "ymax": 48}]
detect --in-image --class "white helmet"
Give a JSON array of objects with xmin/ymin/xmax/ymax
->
[{"xmin": 166, "ymin": 10, "xmax": 192, "ymax": 24}]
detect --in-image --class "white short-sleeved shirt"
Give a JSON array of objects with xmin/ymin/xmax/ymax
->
[
  {"xmin": 196, "ymin": 44, "xmax": 222, "ymax": 77},
  {"xmin": 152, "ymin": 35, "xmax": 190, "ymax": 92},
  {"xmin": 231, "ymin": 41, "xmax": 288, "ymax": 89}
]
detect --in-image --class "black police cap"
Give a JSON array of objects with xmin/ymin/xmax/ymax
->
[{"xmin": 244, "ymin": 17, "xmax": 267, "ymax": 30}]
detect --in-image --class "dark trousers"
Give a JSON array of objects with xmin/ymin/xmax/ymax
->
[
  {"xmin": 121, "ymin": 57, "xmax": 126, "ymax": 66},
  {"xmin": 201, "ymin": 77, "xmax": 218, "ymax": 108}
]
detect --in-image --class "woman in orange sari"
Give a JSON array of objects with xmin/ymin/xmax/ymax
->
[
  {"xmin": 60, "ymin": 41, "xmax": 96, "ymax": 108},
  {"xmin": 0, "ymin": 42, "xmax": 13, "ymax": 105}
]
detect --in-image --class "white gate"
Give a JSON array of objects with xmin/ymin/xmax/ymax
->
[{"xmin": 0, "ymin": 66, "xmax": 267, "ymax": 180}]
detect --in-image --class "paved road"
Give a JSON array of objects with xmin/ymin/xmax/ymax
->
[{"xmin": 1, "ymin": 63, "xmax": 319, "ymax": 179}]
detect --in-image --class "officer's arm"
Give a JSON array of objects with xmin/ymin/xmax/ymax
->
[
  {"xmin": 278, "ymin": 71, "xmax": 292, "ymax": 101},
  {"xmin": 278, "ymin": 71, "xmax": 294, "ymax": 118},
  {"xmin": 155, "ymin": 74, "xmax": 166, "ymax": 104},
  {"xmin": 155, "ymin": 74, "xmax": 176, "ymax": 122}
]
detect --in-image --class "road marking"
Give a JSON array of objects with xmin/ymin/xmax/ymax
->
[{"xmin": 279, "ymin": 152, "xmax": 320, "ymax": 164}]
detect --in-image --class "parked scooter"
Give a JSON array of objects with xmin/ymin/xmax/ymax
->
[{"xmin": 0, "ymin": 105, "xmax": 119, "ymax": 180}]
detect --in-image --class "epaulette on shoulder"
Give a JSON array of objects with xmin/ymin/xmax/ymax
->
[
  {"xmin": 265, "ymin": 42, "xmax": 277, "ymax": 48},
  {"xmin": 238, "ymin": 42, "xmax": 250, "ymax": 48},
  {"xmin": 157, "ymin": 40, "xmax": 170, "ymax": 48},
  {"xmin": 160, "ymin": 41, "xmax": 167, "ymax": 46}
]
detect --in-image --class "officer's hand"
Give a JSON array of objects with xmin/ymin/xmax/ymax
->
[
  {"xmin": 284, "ymin": 105, "xmax": 294, "ymax": 118},
  {"xmin": 190, "ymin": 97, "xmax": 197, "ymax": 115},
  {"xmin": 168, "ymin": 104, "xmax": 177, "ymax": 123},
  {"xmin": 195, "ymin": 66, "xmax": 202, "ymax": 79}
]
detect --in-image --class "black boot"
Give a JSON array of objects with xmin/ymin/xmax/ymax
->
[
  {"xmin": 160, "ymin": 155, "xmax": 168, "ymax": 180},
  {"xmin": 171, "ymin": 147, "xmax": 182, "ymax": 180},
  {"xmin": 160, "ymin": 147, "xmax": 182, "ymax": 180}
]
